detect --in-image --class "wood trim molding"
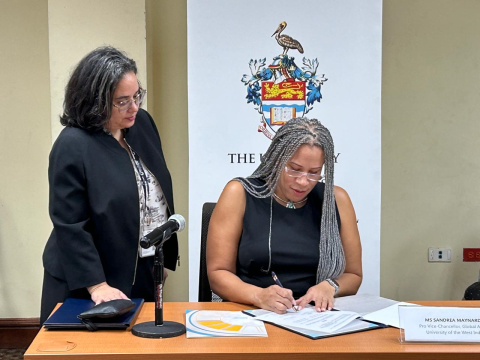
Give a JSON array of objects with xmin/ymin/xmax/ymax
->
[{"xmin": 0, "ymin": 318, "xmax": 40, "ymax": 349}]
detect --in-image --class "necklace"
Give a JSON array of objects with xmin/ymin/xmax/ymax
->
[
  {"xmin": 261, "ymin": 192, "xmax": 308, "ymax": 274},
  {"xmin": 272, "ymin": 192, "xmax": 307, "ymax": 209}
]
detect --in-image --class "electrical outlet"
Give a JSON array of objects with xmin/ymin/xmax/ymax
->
[
  {"xmin": 428, "ymin": 247, "xmax": 452, "ymax": 262},
  {"xmin": 463, "ymin": 248, "xmax": 480, "ymax": 262}
]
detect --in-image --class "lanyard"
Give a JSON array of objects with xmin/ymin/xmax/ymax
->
[{"xmin": 125, "ymin": 140, "xmax": 150, "ymax": 220}]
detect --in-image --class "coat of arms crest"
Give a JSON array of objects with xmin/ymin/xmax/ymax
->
[{"xmin": 241, "ymin": 21, "xmax": 327, "ymax": 139}]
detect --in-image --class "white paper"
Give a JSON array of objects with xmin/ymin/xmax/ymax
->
[
  {"xmin": 255, "ymin": 308, "xmax": 359, "ymax": 334},
  {"xmin": 362, "ymin": 302, "xmax": 419, "ymax": 328},
  {"xmin": 334, "ymin": 294, "xmax": 399, "ymax": 316}
]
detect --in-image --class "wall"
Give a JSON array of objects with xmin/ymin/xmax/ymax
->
[
  {"xmin": 145, "ymin": 0, "xmax": 189, "ymax": 301},
  {"xmin": 48, "ymin": 0, "xmax": 148, "ymax": 140},
  {"xmin": 0, "ymin": 0, "xmax": 51, "ymax": 318},
  {"xmin": 381, "ymin": 0, "xmax": 480, "ymax": 301}
]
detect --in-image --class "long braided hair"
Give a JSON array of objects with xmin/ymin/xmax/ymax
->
[{"xmin": 235, "ymin": 117, "xmax": 345, "ymax": 283}]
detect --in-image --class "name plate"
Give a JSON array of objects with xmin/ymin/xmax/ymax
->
[{"xmin": 399, "ymin": 306, "xmax": 480, "ymax": 343}]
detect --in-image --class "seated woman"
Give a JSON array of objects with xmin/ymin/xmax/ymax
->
[{"xmin": 207, "ymin": 117, "xmax": 362, "ymax": 314}]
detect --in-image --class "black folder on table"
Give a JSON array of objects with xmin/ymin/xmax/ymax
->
[{"xmin": 43, "ymin": 298, "xmax": 144, "ymax": 330}]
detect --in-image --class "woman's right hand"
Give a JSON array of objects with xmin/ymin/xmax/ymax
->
[
  {"xmin": 87, "ymin": 282, "xmax": 129, "ymax": 305},
  {"xmin": 253, "ymin": 285, "xmax": 297, "ymax": 314}
]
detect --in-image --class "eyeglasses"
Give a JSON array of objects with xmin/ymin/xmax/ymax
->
[
  {"xmin": 113, "ymin": 89, "xmax": 146, "ymax": 113},
  {"xmin": 284, "ymin": 166, "xmax": 324, "ymax": 182}
]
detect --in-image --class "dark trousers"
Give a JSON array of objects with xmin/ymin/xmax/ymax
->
[{"xmin": 40, "ymin": 270, "xmax": 90, "ymax": 325}]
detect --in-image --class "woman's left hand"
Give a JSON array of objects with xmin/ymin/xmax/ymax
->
[{"xmin": 296, "ymin": 281, "xmax": 336, "ymax": 312}]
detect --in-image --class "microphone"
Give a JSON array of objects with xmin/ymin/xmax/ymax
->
[{"xmin": 140, "ymin": 214, "xmax": 186, "ymax": 249}]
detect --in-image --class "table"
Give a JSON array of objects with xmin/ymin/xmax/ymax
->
[{"xmin": 25, "ymin": 301, "xmax": 480, "ymax": 359}]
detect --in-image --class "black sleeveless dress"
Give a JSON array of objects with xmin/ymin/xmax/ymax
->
[{"xmin": 236, "ymin": 178, "xmax": 340, "ymax": 299}]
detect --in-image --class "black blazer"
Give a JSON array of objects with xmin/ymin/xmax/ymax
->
[{"xmin": 42, "ymin": 109, "xmax": 178, "ymax": 295}]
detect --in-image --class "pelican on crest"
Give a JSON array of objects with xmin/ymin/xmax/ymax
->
[{"xmin": 272, "ymin": 21, "xmax": 304, "ymax": 55}]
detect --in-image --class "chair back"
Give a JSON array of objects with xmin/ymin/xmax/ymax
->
[
  {"xmin": 464, "ymin": 282, "xmax": 480, "ymax": 300},
  {"xmin": 198, "ymin": 202, "xmax": 216, "ymax": 301}
]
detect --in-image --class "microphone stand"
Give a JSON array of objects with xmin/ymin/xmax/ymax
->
[{"xmin": 131, "ymin": 228, "xmax": 186, "ymax": 338}]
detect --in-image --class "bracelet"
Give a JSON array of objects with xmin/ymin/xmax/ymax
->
[
  {"xmin": 88, "ymin": 282, "xmax": 107, "ymax": 294},
  {"xmin": 325, "ymin": 278, "xmax": 339, "ymax": 295}
]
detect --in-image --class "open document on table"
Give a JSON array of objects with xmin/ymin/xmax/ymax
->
[
  {"xmin": 253, "ymin": 307, "xmax": 359, "ymax": 333},
  {"xmin": 243, "ymin": 294, "xmax": 420, "ymax": 339},
  {"xmin": 243, "ymin": 306, "xmax": 383, "ymax": 340}
]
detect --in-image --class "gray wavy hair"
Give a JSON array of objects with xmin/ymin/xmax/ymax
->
[
  {"xmin": 235, "ymin": 117, "xmax": 345, "ymax": 283},
  {"xmin": 60, "ymin": 46, "xmax": 138, "ymax": 132}
]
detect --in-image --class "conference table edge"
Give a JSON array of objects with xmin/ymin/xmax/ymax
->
[{"xmin": 24, "ymin": 300, "xmax": 480, "ymax": 359}]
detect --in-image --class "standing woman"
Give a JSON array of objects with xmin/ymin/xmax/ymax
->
[
  {"xmin": 207, "ymin": 117, "xmax": 362, "ymax": 314},
  {"xmin": 41, "ymin": 47, "xmax": 178, "ymax": 324}
]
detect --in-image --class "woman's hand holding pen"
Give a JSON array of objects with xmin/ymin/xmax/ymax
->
[
  {"xmin": 252, "ymin": 285, "xmax": 297, "ymax": 314},
  {"xmin": 296, "ymin": 281, "xmax": 335, "ymax": 312},
  {"xmin": 250, "ymin": 271, "xmax": 297, "ymax": 314}
]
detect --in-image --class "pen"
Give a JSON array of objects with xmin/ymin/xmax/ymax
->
[{"xmin": 271, "ymin": 271, "xmax": 299, "ymax": 312}]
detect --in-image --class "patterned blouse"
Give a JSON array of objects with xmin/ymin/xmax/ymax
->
[
  {"xmin": 103, "ymin": 128, "xmax": 168, "ymax": 258},
  {"xmin": 127, "ymin": 147, "xmax": 168, "ymax": 257}
]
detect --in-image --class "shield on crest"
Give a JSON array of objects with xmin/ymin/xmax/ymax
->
[{"xmin": 261, "ymin": 81, "xmax": 306, "ymax": 130}]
